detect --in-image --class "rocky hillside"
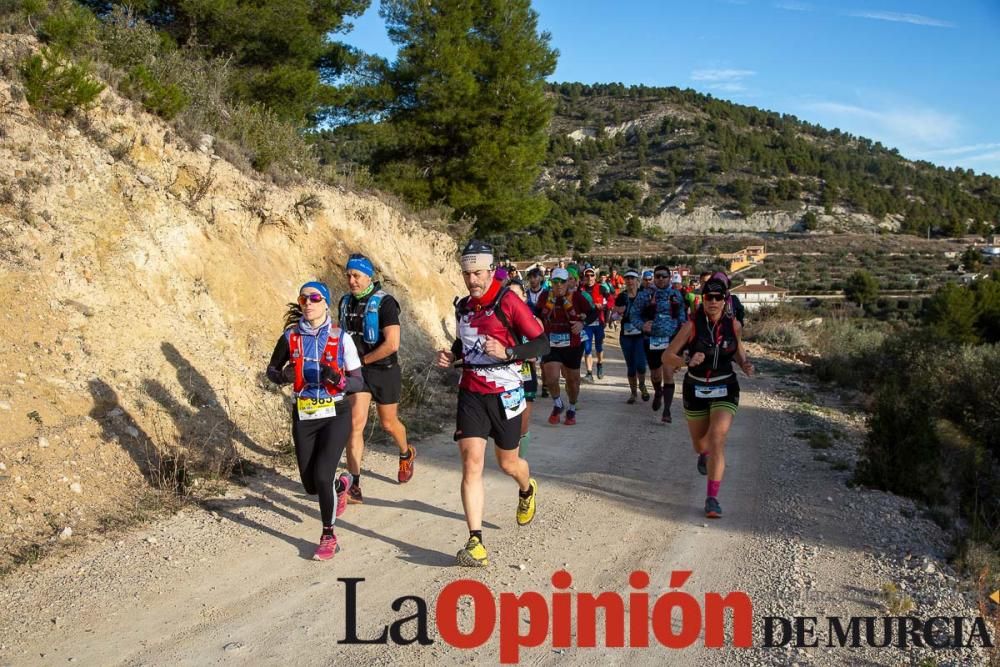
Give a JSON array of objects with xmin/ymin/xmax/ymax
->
[
  {"xmin": 502, "ymin": 83, "xmax": 1000, "ymax": 256},
  {"xmin": 0, "ymin": 34, "xmax": 464, "ymax": 573}
]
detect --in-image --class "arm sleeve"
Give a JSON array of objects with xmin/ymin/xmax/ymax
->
[
  {"xmin": 510, "ymin": 334, "xmax": 549, "ymax": 361},
  {"xmin": 614, "ymin": 292, "xmax": 626, "ymax": 307},
  {"xmin": 266, "ymin": 335, "xmax": 291, "ymax": 384},
  {"xmin": 450, "ymin": 337, "xmax": 463, "ymax": 358},
  {"xmin": 343, "ymin": 368, "xmax": 365, "ymax": 394}
]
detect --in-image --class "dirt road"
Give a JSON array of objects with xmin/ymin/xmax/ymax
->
[{"xmin": 0, "ymin": 342, "xmax": 987, "ymax": 666}]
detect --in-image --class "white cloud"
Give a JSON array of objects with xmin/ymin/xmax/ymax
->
[
  {"xmin": 710, "ymin": 82, "xmax": 748, "ymax": 93},
  {"xmin": 690, "ymin": 68, "xmax": 756, "ymax": 82},
  {"xmin": 803, "ymin": 101, "xmax": 960, "ymax": 146},
  {"xmin": 774, "ymin": 1, "xmax": 812, "ymax": 11},
  {"xmin": 846, "ymin": 11, "xmax": 955, "ymax": 28},
  {"xmin": 920, "ymin": 142, "xmax": 1000, "ymax": 158}
]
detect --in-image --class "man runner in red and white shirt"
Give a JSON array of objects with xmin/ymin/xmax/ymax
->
[{"xmin": 436, "ymin": 240, "xmax": 549, "ymax": 567}]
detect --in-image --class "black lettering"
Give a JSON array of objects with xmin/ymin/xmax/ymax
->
[
  {"xmin": 896, "ymin": 616, "xmax": 923, "ymax": 649},
  {"xmin": 827, "ymin": 617, "xmax": 862, "ymax": 647},
  {"xmin": 389, "ymin": 595, "xmax": 433, "ymax": 645},
  {"xmin": 864, "ymin": 617, "xmax": 892, "ymax": 647},
  {"xmin": 967, "ymin": 617, "xmax": 995, "ymax": 648},
  {"xmin": 763, "ymin": 617, "xmax": 792, "ymax": 647},
  {"xmin": 922, "ymin": 617, "xmax": 952, "ymax": 649},
  {"xmin": 338, "ymin": 578, "xmax": 389, "ymax": 645},
  {"xmin": 794, "ymin": 617, "xmax": 819, "ymax": 648}
]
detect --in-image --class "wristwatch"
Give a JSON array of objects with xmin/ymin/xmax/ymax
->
[{"xmin": 505, "ymin": 347, "xmax": 514, "ymax": 359}]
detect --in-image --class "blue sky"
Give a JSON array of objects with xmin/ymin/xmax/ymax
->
[{"xmin": 342, "ymin": 1, "xmax": 1000, "ymax": 176}]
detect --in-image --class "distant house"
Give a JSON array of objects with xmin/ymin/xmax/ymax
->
[
  {"xmin": 730, "ymin": 278, "xmax": 788, "ymax": 311},
  {"xmin": 718, "ymin": 245, "xmax": 767, "ymax": 273},
  {"xmin": 981, "ymin": 246, "xmax": 1000, "ymax": 257}
]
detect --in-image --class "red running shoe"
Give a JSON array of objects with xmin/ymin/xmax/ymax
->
[
  {"xmin": 398, "ymin": 446, "xmax": 416, "ymax": 483},
  {"xmin": 547, "ymin": 405, "xmax": 563, "ymax": 425}
]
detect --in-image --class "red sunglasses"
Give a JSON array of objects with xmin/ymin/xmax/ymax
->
[{"xmin": 298, "ymin": 293, "xmax": 325, "ymax": 305}]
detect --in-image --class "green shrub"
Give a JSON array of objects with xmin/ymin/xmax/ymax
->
[
  {"xmin": 20, "ymin": 47, "xmax": 104, "ymax": 115},
  {"xmin": 123, "ymin": 65, "xmax": 188, "ymax": 120},
  {"xmin": 810, "ymin": 319, "xmax": 887, "ymax": 388},
  {"xmin": 99, "ymin": 6, "xmax": 164, "ymax": 70},
  {"xmin": 225, "ymin": 103, "xmax": 313, "ymax": 175},
  {"xmin": 38, "ymin": 1, "xmax": 98, "ymax": 52}
]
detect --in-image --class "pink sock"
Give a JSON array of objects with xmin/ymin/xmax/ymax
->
[{"xmin": 707, "ymin": 480, "xmax": 721, "ymax": 499}]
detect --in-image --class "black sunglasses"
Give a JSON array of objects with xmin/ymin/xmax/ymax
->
[{"xmin": 703, "ymin": 293, "xmax": 726, "ymax": 302}]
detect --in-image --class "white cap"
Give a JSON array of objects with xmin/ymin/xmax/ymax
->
[{"xmin": 550, "ymin": 267, "xmax": 569, "ymax": 281}]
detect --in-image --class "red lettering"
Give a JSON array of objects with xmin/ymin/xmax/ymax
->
[
  {"xmin": 629, "ymin": 570, "xmax": 650, "ymax": 647},
  {"xmin": 651, "ymin": 571, "xmax": 701, "ymax": 648},
  {"xmin": 577, "ymin": 592, "xmax": 626, "ymax": 647},
  {"xmin": 704, "ymin": 591, "xmax": 753, "ymax": 647},
  {"xmin": 551, "ymin": 570, "xmax": 573, "ymax": 648},
  {"xmin": 436, "ymin": 580, "xmax": 495, "ymax": 649},
  {"xmin": 499, "ymin": 592, "xmax": 549, "ymax": 663}
]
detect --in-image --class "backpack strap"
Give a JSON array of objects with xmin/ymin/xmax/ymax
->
[
  {"xmin": 338, "ymin": 294, "xmax": 351, "ymax": 331},
  {"xmin": 363, "ymin": 290, "xmax": 386, "ymax": 344}
]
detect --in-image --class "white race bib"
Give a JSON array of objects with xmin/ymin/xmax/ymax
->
[
  {"xmin": 500, "ymin": 387, "xmax": 526, "ymax": 419},
  {"xmin": 694, "ymin": 384, "xmax": 728, "ymax": 399},
  {"xmin": 549, "ymin": 332, "xmax": 571, "ymax": 348},
  {"xmin": 296, "ymin": 395, "xmax": 338, "ymax": 420},
  {"xmin": 649, "ymin": 336, "xmax": 670, "ymax": 350}
]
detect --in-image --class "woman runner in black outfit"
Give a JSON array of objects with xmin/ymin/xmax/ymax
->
[{"xmin": 266, "ymin": 281, "xmax": 365, "ymax": 560}]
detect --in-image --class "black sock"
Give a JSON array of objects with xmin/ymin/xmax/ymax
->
[
  {"xmin": 322, "ymin": 524, "xmax": 335, "ymax": 536},
  {"xmin": 470, "ymin": 529, "xmax": 483, "ymax": 543},
  {"xmin": 353, "ymin": 471, "xmax": 361, "ymax": 487},
  {"xmin": 653, "ymin": 381, "xmax": 662, "ymax": 393},
  {"xmin": 400, "ymin": 447, "xmax": 413, "ymax": 460},
  {"xmin": 664, "ymin": 383, "xmax": 675, "ymax": 407},
  {"xmin": 519, "ymin": 484, "xmax": 534, "ymax": 499}
]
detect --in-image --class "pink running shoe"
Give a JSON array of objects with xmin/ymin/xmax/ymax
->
[
  {"xmin": 336, "ymin": 473, "xmax": 351, "ymax": 518},
  {"xmin": 314, "ymin": 532, "xmax": 339, "ymax": 561}
]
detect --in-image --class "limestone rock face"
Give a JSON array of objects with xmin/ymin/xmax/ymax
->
[{"xmin": 0, "ymin": 34, "xmax": 464, "ymax": 569}]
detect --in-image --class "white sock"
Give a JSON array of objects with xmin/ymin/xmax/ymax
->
[
  {"xmin": 570, "ymin": 403, "xmax": 577, "ymax": 411},
  {"xmin": 553, "ymin": 396, "xmax": 564, "ymax": 409}
]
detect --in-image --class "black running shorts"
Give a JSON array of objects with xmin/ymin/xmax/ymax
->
[
  {"xmin": 454, "ymin": 388, "xmax": 522, "ymax": 450},
  {"xmin": 360, "ymin": 364, "xmax": 402, "ymax": 405},
  {"xmin": 682, "ymin": 376, "xmax": 740, "ymax": 420},
  {"xmin": 541, "ymin": 344, "xmax": 584, "ymax": 370}
]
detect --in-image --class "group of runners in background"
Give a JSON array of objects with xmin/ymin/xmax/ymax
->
[{"xmin": 267, "ymin": 242, "xmax": 753, "ymax": 566}]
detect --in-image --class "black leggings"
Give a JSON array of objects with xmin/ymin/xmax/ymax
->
[{"xmin": 292, "ymin": 409, "xmax": 352, "ymax": 525}]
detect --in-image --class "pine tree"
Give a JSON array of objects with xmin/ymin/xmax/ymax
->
[
  {"xmin": 369, "ymin": 0, "xmax": 557, "ymax": 233},
  {"xmin": 81, "ymin": 0, "xmax": 369, "ymax": 123}
]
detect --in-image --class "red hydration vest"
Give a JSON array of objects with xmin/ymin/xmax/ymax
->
[{"xmin": 288, "ymin": 329, "xmax": 344, "ymax": 396}]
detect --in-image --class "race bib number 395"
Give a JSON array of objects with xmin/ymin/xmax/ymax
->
[{"xmin": 297, "ymin": 396, "xmax": 338, "ymax": 420}]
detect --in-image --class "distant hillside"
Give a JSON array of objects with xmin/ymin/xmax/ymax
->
[{"xmin": 506, "ymin": 83, "xmax": 1000, "ymax": 257}]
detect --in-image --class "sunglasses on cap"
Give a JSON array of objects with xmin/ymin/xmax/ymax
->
[
  {"xmin": 703, "ymin": 293, "xmax": 726, "ymax": 302},
  {"xmin": 298, "ymin": 293, "xmax": 325, "ymax": 305}
]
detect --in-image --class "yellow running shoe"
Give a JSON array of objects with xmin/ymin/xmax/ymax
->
[
  {"xmin": 456, "ymin": 536, "xmax": 488, "ymax": 567},
  {"xmin": 516, "ymin": 478, "xmax": 538, "ymax": 526}
]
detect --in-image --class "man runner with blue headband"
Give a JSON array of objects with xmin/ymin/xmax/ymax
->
[{"xmin": 338, "ymin": 253, "xmax": 416, "ymax": 504}]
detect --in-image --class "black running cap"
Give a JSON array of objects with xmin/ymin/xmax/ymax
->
[
  {"xmin": 461, "ymin": 239, "xmax": 493, "ymax": 256},
  {"xmin": 702, "ymin": 279, "xmax": 728, "ymax": 295}
]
